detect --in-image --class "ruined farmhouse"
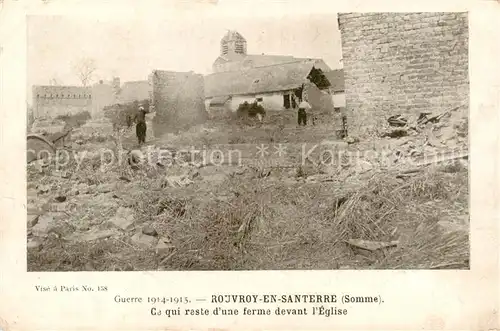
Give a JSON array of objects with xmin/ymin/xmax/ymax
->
[
  {"xmin": 204, "ymin": 30, "xmax": 345, "ymax": 115},
  {"xmin": 338, "ymin": 12, "xmax": 469, "ymax": 136}
]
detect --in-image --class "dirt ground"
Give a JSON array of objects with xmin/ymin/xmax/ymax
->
[{"xmin": 27, "ymin": 109, "xmax": 469, "ymax": 271}]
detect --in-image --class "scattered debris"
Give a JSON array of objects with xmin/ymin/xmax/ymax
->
[
  {"xmin": 187, "ymin": 169, "xmax": 200, "ymax": 180},
  {"xmin": 77, "ymin": 229, "xmax": 116, "ymax": 242},
  {"xmin": 31, "ymin": 214, "xmax": 57, "ymax": 237},
  {"xmin": 417, "ymin": 108, "xmax": 454, "ymax": 126},
  {"xmin": 27, "ymin": 238, "xmax": 43, "ymax": 251},
  {"xmin": 381, "ymin": 129, "xmax": 408, "ymax": 138},
  {"xmin": 142, "ymin": 225, "xmax": 158, "ymax": 237},
  {"xmin": 347, "ymin": 239, "xmax": 399, "ymax": 251},
  {"xmin": 440, "ymin": 159, "xmax": 468, "ymax": 173},
  {"xmin": 27, "ymin": 214, "xmax": 40, "ymax": 227},
  {"xmin": 156, "ymin": 241, "xmax": 175, "ymax": 255},
  {"xmin": 344, "ymin": 136, "xmax": 359, "ymax": 144},
  {"xmin": 76, "ymin": 183, "xmax": 91, "ymax": 195},
  {"xmin": 387, "ymin": 114, "xmax": 408, "ymax": 127},
  {"xmin": 97, "ymin": 183, "xmax": 115, "ymax": 194},
  {"xmin": 50, "ymin": 202, "xmax": 69, "ymax": 212},
  {"xmin": 353, "ymin": 160, "xmax": 373, "ymax": 174},
  {"xmin": 37, "ymin": 185, "xmax": 51, "ymax": 195},
  {"xmin": 162, "ymin": 175, "xmax": 194, "ymax": 188},
  {"xmin": 379, "ymin": 104, "xmax": 467, "ymax": 159},
  {"xmin": 108, "ymin": 207, "xmax": 135, "ymax": 231},
  {"xmin": 258, "ymin": 169, "xmax": 271, "ymax": 178},
  {"xmin": 119, "ymin": 176, "xmax": 132, "ymax": 183},
  {"xmin": 200, "ymin": 173, "xmax": 227, "ymax": 185},
  {"xmin": 438, "ymin": 215, "xmax": 469, "ymax": 235},
  {"xmin": 128, "ymin": 149, "xmax": 145, "ymax": 168},
  {"xmin": 54, "ymin": 196, "xmax": 67, "ymax": 203},
  {"xmin": 305, "ymin": 174, "xmax": 335, "ymax": 183},
  {"xmin": 52, "ymin": 170, "xmax": 70, "ymax": 179},
  {"xmin": 131, "ymin": 232, "xmax": 159, "ymax": 249}
]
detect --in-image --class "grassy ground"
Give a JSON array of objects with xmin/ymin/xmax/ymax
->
[
  {"xmin": 155, "ymin": 110, "xmax": 342, "ymax": 148},
  {"xmin": 28, "ymin": 162, "xmax": 468, "ymax": 271},
  {"xmin": 27, "ymin": 109, "xmax": 469, "ymax": 271}
]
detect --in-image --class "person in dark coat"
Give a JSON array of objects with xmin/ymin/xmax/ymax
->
[{"xmin": 135, "ymin": 106, "xmax": 147, "ymax": 145}]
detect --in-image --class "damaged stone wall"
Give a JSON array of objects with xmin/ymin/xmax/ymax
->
[
  {"xmin": 91, "ymin": 82, "xmax": 116, "ymax": 118},
  {"xmin": 33, "ymin": 86, "xmax": 92, "ymax": 119},
  {"xmin": 304, "ymin": 82, "xmax": 335, "ymax": 114},
  {"xmin": 151, "ymin": 70, "xmax": 208, "ymax": 135},
  {"xmin": 338, "ymin": 13, "xmax": 469, "ymax": 137}
]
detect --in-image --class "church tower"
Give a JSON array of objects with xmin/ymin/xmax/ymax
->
[{"xmin": 220, "ymin": 30, "xmax": 247, "ymax": 57}]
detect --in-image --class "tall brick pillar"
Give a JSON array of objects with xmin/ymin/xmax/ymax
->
[
  {"xmin": 152, "ymin": 70, "xmax": 208, "ymax": 135},
  {"xmin": 338, "ymin": 12, "xmax": 469, "ymax": 137}
]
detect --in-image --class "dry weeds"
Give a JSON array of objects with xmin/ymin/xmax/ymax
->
[{"xmin": 28, "ymin": 164, "xmax": 468, "ymax": 271}]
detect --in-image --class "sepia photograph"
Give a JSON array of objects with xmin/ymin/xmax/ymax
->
[{"xmin": 26, "ymin": 11, "xmax": 469, "ymax": 272}]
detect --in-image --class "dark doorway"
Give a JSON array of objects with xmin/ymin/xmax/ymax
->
[
  {"xmin": 294, "ymin": 85, "xmax": 303, "ymax": 102},
  {"xmin": 283, "ymin": 94, "xmax": 291, "ymax": 109}
]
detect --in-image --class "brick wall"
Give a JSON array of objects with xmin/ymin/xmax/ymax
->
[
  {"xmin": 338, "ymin": 12, "xmax": 469, "ymax": 136},
  {"xmin": 152, "ymin": 70, "xmax": 207, "ymax": 133}
]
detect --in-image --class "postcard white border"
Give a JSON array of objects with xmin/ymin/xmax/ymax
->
[{"xmin": 0, "ymin": 0, "xmax": 498, "ymax": 330}]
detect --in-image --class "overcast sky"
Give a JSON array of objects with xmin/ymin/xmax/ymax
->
[{"xmin": 27, "ymin": 11, "xmax": 342, "ymax": 89}]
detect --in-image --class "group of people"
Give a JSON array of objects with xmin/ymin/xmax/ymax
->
[{"xmin": 131, "ymin": 95, "xmax": 314, "ymax": 145}]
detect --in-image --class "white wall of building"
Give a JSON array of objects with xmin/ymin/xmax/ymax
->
[
  {"xmin": 332, "ymin": 91, "xmax": 346, "ymax": 108},
  {"xmin": 229, "ymin": 95, "xmax": 253, "ymax": 111},
  {"xmin": 207, "ymin": 90, "xmax": 341, "ymax": 114},
  {"xmin": 261, "ymin": 92, "xmax": 288, "ymax": 111},
  {"xmin": 204, "ymin": 99, "xmax": 211, "ymax": 112},
  {"xmin": 229, "ymin": 91, "xmax": 294, "ymax": 111}
]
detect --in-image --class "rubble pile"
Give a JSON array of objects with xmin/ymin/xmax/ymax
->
[
  {"xmin": 30, "ymin": 118, "xmax": 67, "ymax": 135},
  {"xmin": 70, "ymin": 117, "xmax": 115, "ymax": 144},
  {"xmin": 381, "ymin": 104, "xmax": 468, "ymax": 152},
  {"xmin": 26, "ymin": 134, "xmax": 223, "ymax": 268},
  {"xmin": 26, "ymin": 151, "xmax": 173, "ymax": 267},
  {"xmin": 342, "ymin": 104, "xmax": 468, "ymax": 176},
  {"xmin": 79, "ymin": 117, "xmax": 114, "ymax": 136}
]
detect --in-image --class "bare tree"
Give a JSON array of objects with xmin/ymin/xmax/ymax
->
[{"xmin": 73, "ymin": 58, "xmax": 97, "ymax": 87}]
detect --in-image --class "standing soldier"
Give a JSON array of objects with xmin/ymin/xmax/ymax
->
[
  {"xmin": 297, "ymin": 98, "xmax": 312, "ymax": 126},
  {"xmin": 135, "ymin": 106, "xmax": 147, "ymax": 145}
]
